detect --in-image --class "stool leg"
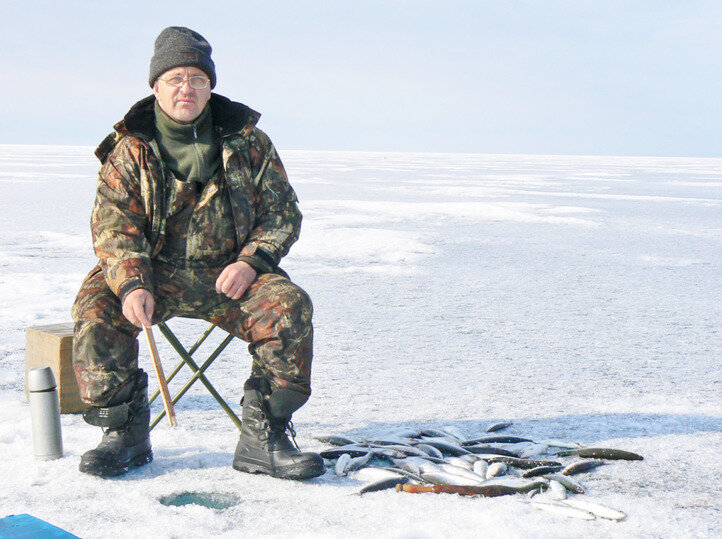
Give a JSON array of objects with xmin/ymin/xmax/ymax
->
[
  {"xmin": 148, "ymin": 323, "xmax": 216, "ymax": 406},
  {"xmin": 151, "ymin": 326, "xmax": 242, "ymax": 431}
]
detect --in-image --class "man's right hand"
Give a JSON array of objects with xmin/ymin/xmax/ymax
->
[{"xmin": 122, "ymin": 289, "xmax": 155, "ymax": 328}]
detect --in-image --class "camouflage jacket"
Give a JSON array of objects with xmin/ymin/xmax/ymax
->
[{"xmin": 92, "ymin": 94, "xmax": 301, "ymax": 301}]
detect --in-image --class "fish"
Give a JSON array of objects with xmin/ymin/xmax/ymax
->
[
  {"xmin": 528, "ymin": 501, "xmax": 596, "ymax": 520},
  {"xmin": 481, "ymin": 477, "xmax": 548, "ymax": 491},
  {"xmin": 441, "ymin": 425, "xmax": 466, "ymax": 441},
  {"xmin": 335, "ymin": 453, "xmax": 351, "ymax": 476},
  {"xmin": 463, "ymin": 435, "xmax": 534, "ymax": 445},
  {"xmin": 562, "ymin": 498, "xmax": 627, "ymax": 520},
  {"xmin": 419, "ymin": 428, "xmax": 451, "ymax": 438},
  {"xmin": 380, "ymin": 467, "xmax": 425, "ymax": 483},
  {"xmin": 547, "ymin": 480, "xmax": 567, "ymax": 500},
  {"xmin": 486, "ymin": 421, "xmax": 513, "ymax": 433},
  {"xmin": 446, "ymin": 457, "xmax": 474, "ymax": 470},
  {"xmin": 559, "ymin": 447, "xmax": 644, "ymax": 461},
  {"xmin": 472, "ymin": 460, "xmax": 488, "ymax": 477},
  {"xmin": 486, "ymin": 462, "xmax": 507, "ymax": 478},
  {"xmin": 420, "ymin": 471, "xmax": 485, "ymax": 486},
  {"xmin": 464, "ymin": 446, "xmax": 518, "ymax": 457},
  {"xmin": 357, "ymin": 477, "xmax": 408, "ymax": 495},
  {"xmin": 320, "ymin": 446, "xmax": 373, "ymax": 459},
  {"xmin": 368, "ymin": 443, "xmax": 430, "ymax": 458},
  {"xmin": 458, "ymin": 454, "xmax": 480, "ymax": 464},
  {"xmin": 483, "ymin": 456, "xmax": 562, "ymax": 470},
  {"xmin": 346, "ymin": 453, "xmax": 373, "ymax": 473},
  {"xmin": 438, "ymin": 463, "xmax": 487, "ymax": 484},
  {"xmin": 315, "ymin": 435, "xmax": 358, "ymax": 446},
  {"xmin": 415, "ymin": 444, "xmax": 444, "ymax": 459},
  {"xmin": 543, "ymin": 474, "xmax": 586, "ymax": 494},
  {"xmin": 561, "ymin": 460, "xmax": 605, "ymax": 476},
  {"xmin": 363, "ymin": 436, "xmax": 416, "ymax": 447},
  {"xmin": 416, "ymin": 438, "xmax": 470, "ymax": 456},
  {"xmin": 522, "ymin": 465, "xmax": 563, "ymax": 478}
]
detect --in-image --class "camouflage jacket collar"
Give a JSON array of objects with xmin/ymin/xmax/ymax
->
[{"xmin": 95, "ymin": 93, "xmax": 261, "ymax": 163}]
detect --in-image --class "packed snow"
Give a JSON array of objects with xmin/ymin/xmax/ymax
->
[{"xmin": 0, "ymin": 144, "xmax": 720, "ymax": 537}]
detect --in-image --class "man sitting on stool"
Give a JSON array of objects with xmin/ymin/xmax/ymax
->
[{"xmin": 72, "ymin": 26, "xmax": 323, "ymax": 480}]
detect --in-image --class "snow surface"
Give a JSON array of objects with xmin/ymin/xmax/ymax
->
[{"xmin": 0, "ymin": 145, "xmax": 720, "ymax": 538}]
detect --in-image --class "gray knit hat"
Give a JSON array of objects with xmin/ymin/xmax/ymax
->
[{"xmin": 149, "ymin": 26, "xmax": 216, "ymax": 88}]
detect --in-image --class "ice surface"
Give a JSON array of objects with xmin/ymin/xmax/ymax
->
[{"xmin": 0, "ymin": 146, "xmax": 720, "ymax": 537}]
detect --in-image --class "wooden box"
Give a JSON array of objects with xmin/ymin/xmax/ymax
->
[{"xmin": 25, "ymin": 322, "xmax": 88, "ymax": 414}]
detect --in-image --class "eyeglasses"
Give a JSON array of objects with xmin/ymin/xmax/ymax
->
[{"xmin": 160, "ymin": 75, "xmax": 210, "ymax": 89}]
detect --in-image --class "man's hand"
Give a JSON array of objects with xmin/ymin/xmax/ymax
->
[
  {"xmin": 122, "ymin": 289, "xmax": 155, "ymax": 328},
  {"xmin": 216, "ymin": 261, "xmax": 258, "ymax": 300}
]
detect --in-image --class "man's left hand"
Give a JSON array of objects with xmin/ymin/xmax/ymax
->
[{"xmin": 216, "ymin": 261, "xmax": 258, "ymax": 300}]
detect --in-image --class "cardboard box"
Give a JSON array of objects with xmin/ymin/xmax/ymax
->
[{"xmin": 25, "ymin": 322, "xmax": 88, "ymax": 414}]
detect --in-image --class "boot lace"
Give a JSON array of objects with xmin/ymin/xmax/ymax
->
[{"xmin": 270, "ymin": 419, "xmax": 300, "ymax": 450}]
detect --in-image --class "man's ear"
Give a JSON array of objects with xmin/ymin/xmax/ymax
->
[{"xmin": 152, "ymin": 82, "xmax": 160, "ymax": 99}]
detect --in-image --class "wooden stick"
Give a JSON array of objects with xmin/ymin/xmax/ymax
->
[
  {"xmin": 143, "ymin": 325, "xmax": 177, "ymax": 426},
  {"xmin": 395, "ymin": 483, "xmax": 522, "ymax": 497}
]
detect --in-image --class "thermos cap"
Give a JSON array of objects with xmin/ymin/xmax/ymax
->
[{"xmin": 28, "ymin": 366, "xmax": 57, "ymax": 392}]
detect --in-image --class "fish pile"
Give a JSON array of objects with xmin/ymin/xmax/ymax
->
[{"xmin": 316, "ymin": 422, "xmax": 643, "ymax": 521}]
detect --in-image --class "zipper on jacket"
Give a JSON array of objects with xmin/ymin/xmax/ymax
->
[{"xmin": 192, "ymin": 123, "xmax": 204, "ymax": 180}]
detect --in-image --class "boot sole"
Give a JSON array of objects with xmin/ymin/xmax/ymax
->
[
  {"xmin": 79, "ymin": 450, "xmax": 153, "ymax": 477},
  {"xmin": 233, "ymin": 458, "xmax": 325, "ymax": 480}
]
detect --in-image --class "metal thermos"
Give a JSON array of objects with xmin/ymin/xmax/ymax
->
[{"xmin": 28, "ymin": 366, "xmax": 63, "ymax": 460}]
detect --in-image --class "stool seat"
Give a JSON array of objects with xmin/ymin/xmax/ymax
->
[{"xmin": 148, "ymin": 322, "xmax": 242, "ymax": 431}]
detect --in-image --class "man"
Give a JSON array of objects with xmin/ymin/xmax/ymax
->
[{"xmin": 72, "ymin": 26, "xmax": 323, "ymax": 480}]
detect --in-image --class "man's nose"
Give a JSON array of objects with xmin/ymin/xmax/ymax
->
[{"xmin": 178, "ymin": 78, "xmax": 193, "ymax": 92}]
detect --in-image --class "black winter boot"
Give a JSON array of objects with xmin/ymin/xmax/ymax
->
[
  {"xmin": 79, "ymin": 371, "xmax": 153, "ymax": 477},
  {"xmin": 233, "ymin": 378, "xmax": 324, "ymax": 480}
]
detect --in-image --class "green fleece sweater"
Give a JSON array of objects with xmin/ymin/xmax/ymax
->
[{"xmin": 153, "ymin": 101, "xmax": 221, "ymax": 185}]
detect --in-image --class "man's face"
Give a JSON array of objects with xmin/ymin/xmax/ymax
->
[{"xmin": 153, "ymin": 66, "xmax": 212, "ymax": 123}]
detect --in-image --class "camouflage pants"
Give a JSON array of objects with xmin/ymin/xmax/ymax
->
[{"xmin": 72, "ymin": 262, "xmax": 313, "ymax": 405}]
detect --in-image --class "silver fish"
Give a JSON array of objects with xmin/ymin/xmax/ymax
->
[
  {"xmin": 417, "ymin": 437, "xmax": 470, "ymax": 456},
  {"xmin": 315, "ymin": 435, "xmax": 357, "ymax": 446},
  {"xmin": 382, "ymin": 467, "xmax": 425, "ymax": 483},
  {"xmin": 486, "ymin": 421, "xmax": 512, "ymax": 433},
  {"xmin": 357, "ymin": 476, "xmax": 408, "ymax": 495},
  {"xmin": 561, "ymin": 460, "xmax": 605, "ymax": 476},
  {"xmin": 335, "ymin": 453, "xmax": 351, "ymax": 476},
  {"xmin": 529, "ymin": 501, "xmax": 596, "ymax": 520},
  {"xmin": 446, "ymin": 457, "xmax": 474, "ymax": 470},
  {"xmin": 472, "ymin": 460, "xmax": 488, "ymax": 477},
  {"xmin": 420, "ymin": 471, "xmax": 484, "ymax": 486},
  {"xmin": 544, "ymin": 474, "xmax": 585, "ymax": 494},
  {"xmin": 522, "ymin": 465, "xmax": 563, "ymax": 478},
  {"xmin": 415, "ymin": 443, "xmax": 444, "ymax": 459},
  {"xmin": 482, "ymin": 477, "xmax": 547, "ymax": 491},
  {"xmin": 486, "ymin": 462, "xmax": 507, "ymax": 478},
  {"xmin": 441, "ymin": 425, "xmax": 466, "ymax": 441},
  {"xmin": 562, "ymin": 498, "xmax": 626, "ymax": 520},
  {"xmin": 419, "ymin": 428, "xmax": 450, "ymax": 438},
  {"xmin": 346, "ymin": 453, "xmax": 373, "ymax": 473},
  {"xmin": 559, "ymin": 447, "xmax": 644, "ymax": 461},
  {"xmin": 438, "ymin": 463, "xmax": 487, "ymax": 484}
]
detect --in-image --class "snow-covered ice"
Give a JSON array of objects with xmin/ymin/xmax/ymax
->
[{"xmin": 0, "ymin": 145, "xmax": 720, "ymax": 537}]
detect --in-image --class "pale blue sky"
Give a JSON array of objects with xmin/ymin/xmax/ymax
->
[{"xmin": 1, "ymin": 1, "xmax": 720, "ymax": 156}]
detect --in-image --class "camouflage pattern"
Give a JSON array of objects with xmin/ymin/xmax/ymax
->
[
  {"xmin": 73, "ymin": 94, "xmax": 311, "ymax": 406},
  {"xmin": 72, "ymin": 264, "xmax": 313, "ymax": 405},
  {"xmin": 91, "ymin": 94, "xmax": 301, "ymax": 301}
]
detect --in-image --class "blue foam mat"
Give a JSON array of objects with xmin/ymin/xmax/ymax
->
[{"xmin": 0, "ymin": 514, "xmax": 79, "ymax": 538}]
